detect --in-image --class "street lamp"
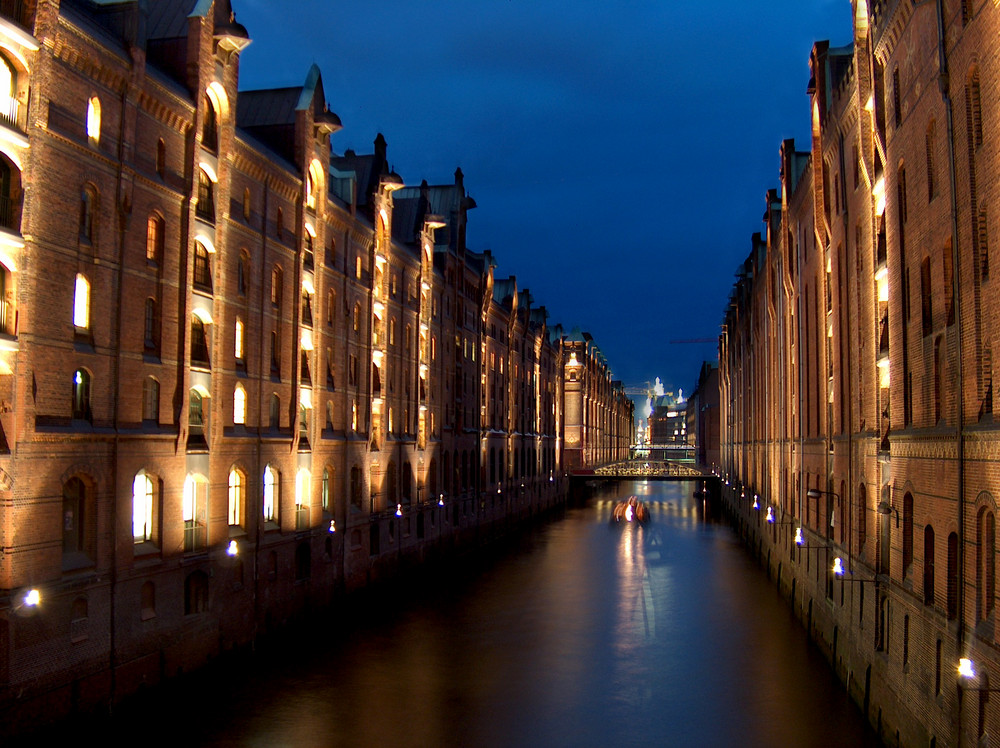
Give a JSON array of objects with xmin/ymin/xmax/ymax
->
[{"xmin": 832, "ymin": 556, "xmax": 878, "ymax": 583}]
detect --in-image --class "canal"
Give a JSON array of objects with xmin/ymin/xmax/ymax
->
[{"xmin": 31, "ymin": 480, "xmax": 881, "ymax": 747}]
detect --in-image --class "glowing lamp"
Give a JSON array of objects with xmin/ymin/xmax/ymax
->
[
  {"xmin": 833, "ymin": 557, "xmax": 845, "ymax": 577},
  {"xmin": 959, "ymin": 658, "xmax": 976, "ymax": 679},
  {"xmin": 795, "ymin": 527, "xmax": 804, "ymax": 545},
  {"xmin": 329, "ymin": 520, "xmax": 336, "ymax": 533},
  {"xmin": 226, "ymin": 540, "xmax": 238, "ymax": 557},
  {"xmin": 395, "ymin": 503, "xmax": 402, "ymax": 517},
  {"xmin": 438, "ymin": 494, "xmax": 445, "ymax": 507},
  {"xmin": 766, "ymin": 506, "xmax": 774, "ymax": 523},
  {"xmin": 752, "ymin": 496, "xmax": 759, "ymax": 510},
  {"xmin": 23, "ymin": 588, "xmax": 40, "ymax": 607}
]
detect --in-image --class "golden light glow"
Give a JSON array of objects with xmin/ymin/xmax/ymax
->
[
  {"xmin": 833, "ymin": 557, "xmax": 845, "ymax": 576},
  {"xmin": 795, "ymin": 527, "xmax": 804, "ymax": 545},
  {"xmin": 959, "ymin": 658, "xmax": 976, "ymax": 679},
  {"xmin": 23, "ymin": 588, "xmax": 39, "ymax": 607},
  {"xmin": 226, "ymin": 539, "xmax": 238, "ymax": 557},
  {"xmin": 873, "ymin": 175, "xmax": 886, "ymax": 216}
]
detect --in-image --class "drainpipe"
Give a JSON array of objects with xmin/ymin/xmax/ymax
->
[
  {"xmin": 108, "ymin": 78, "xmax": 130, "ymax": 712},
  {"xmin": 252, "ymin": 179, "xmax": 269, "ymax": 649},
  {"xmin": 935, "ymin": 0, "xmax": 967, "ymax": 735}
]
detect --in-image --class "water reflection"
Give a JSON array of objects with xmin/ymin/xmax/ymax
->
[{"xmin": 26, "ymin": 480, "xmax": 880, "ymax": 748}]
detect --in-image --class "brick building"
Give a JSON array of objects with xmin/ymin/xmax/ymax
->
[
  {"xmin": 720, "ymin": 1, "xmax": 1000, "ymax": 745},
  {"xmin": 0, "ymin": 0, "xmax": 633, "ymax": 726}
]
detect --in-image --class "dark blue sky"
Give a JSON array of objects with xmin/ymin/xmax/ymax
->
[{"xmin": 235, "ymin": 0, "xmax": 847, "ymax": 398}]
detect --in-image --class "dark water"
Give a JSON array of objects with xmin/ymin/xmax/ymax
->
[{"xmin": 41, "ymin": 480, "xmax": 881, "ymax": 747}]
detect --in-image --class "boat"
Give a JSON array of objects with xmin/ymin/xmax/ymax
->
[{"xmin": 613, "ymin": 495, "xmax": 649, "ymax": 523}]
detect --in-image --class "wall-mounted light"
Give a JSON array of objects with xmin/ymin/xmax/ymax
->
[
  {"xmin": 226, "ymin": 540, "xmax": 238, "ymax": 557},
  {"xmin": 329, "ymin": 520, "xmax": 336, "ymax": 533}
]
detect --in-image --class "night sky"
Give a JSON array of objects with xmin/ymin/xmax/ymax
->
[{"xmin": 234, "ymin": 0, "xmax": 847, "ymax": 399}]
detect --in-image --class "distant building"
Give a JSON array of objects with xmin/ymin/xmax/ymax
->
[
  {"xmin": 686, "ymin": 362, "xmax": 719, "ymax": 468},
  {"xmin": 646, "ymin": 390, "xmax": 691, "ymax": 460}
]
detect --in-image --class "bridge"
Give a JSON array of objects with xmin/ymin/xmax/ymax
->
[{"xmin": 572, "ymin": 460, "xmax": 717, "ymax": 481}]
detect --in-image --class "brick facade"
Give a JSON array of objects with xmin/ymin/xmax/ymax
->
[
  {"xmin": 0, "ymin": 0, "xmax": 633, "ymax": 728},
  {"xmin": 720, "ymin": 2, "xmax": 1000, "ymax": 745}
]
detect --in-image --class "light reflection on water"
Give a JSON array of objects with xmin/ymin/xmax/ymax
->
[{"xmin": 36, "ymin": 480, "xmax": 881, "ymax": 748}]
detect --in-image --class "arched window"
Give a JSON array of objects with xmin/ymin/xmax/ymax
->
[
  {"xmin": 353, "ymin": 303, "xmax": 360, "ymax": 335},
  {"xmin": 305, "ymin": 171, "xmax": 316, "ymax": 210},
  {"xmin": 140, "ymin": 581, "xmax": 156, "ymax": 620},
  {"xmin": 142, "ymin": 376, "xmax": 159, "ymax": 423},
  {"xmin": 295, "ymin": 469, "xmax": 310, "ymax": 529},
  {"xmin": 924, "ymin": 525, "xmax": 935, "ymax": 606},
  {"xmin": 196, "ymin": 168, "xmax": 215, "ymax": 221},
  {"xmin": 233, "ymin": 383, "xmax": 246, "ymax": 425},
  {"xmin": 188, "ymin": 388, "xmax": 206, "ymax": 448},
  {"xmin": 86, "ymin": 96, "xmax": 101, "ymax": 144},
  {"xmin": 350, "ymin": 465, "xmax": 362, "ymax": 509},
  {"xmin": 228, "ymin": 468, "xmax": 245, "ymax": 528},
  {"xmin": 74, "ymin": 273, "xmax": 90, "ymax": 329},
  {"xmin": 269, "ymin": 393, "xmax": 280, "ymax": 429},
  {"xmin": 132, "ymin": 471, "xmax": 156, "ymax": 544},
  {"xmin": 144, "ymin": 298, "xmax": 159, "ymax": 352},
  {"xmin": 62, "ymin": 476, "xmax": 90, "ymax": 558},
  {"xmin": 155, "ymin": 138, "xmax": 165, "ymax": 177},
  {"xmin": 270, "ymin": 265, "xmax": 283, "ymax": 307},
  {"xmin": 978, "ymin": 506, "xmax": 996, "ymax": 621},
  {"xmin": 0, "ymin": 53, "xmax": 17, "ymax": 129},
  {"xmin": 858, "ymin": 483, "xmax": 867, "ymax": 553},
  {"xmin": 72, "ymin": 368, "xmax": 91, "ymax": 422},
  {"xmin": 903, "ymin": 492, "xmax": 914, "ymax": 576},
  {"xmin": 202, "ymin": 94, "xmax": 218, "ymax": 152},
  {"xmin": 322, "ymin": 467, "xmax": 332, "ymax": 514},
  {"xmin": 263, "ymin": 465, "xmax": 278, "ymax": 523},
  {"xmin": 191, "ymin": 315, "xmax": 210, "ymax": 366},
  {"xmin": 183, "ymin": 474, "xmax": 207, "ymax": 551},
  {"xmin": 238, "ymin": 249, "xmax": 250, "ymax": 295},
  {"xmin": 184, "ymin": 571, "xmax": 208, "ymax": 614},
  {"xmin": 234, "ymin": 316, "xmax": 244, "ymax": 361},
  {"xmin": 193, "ymin": 240, "xmax": 212, "ymax": 290},
  {"xmin": 146, "ymin": 214, "xmax": 164, "ymax": 265},
  {"xmin": 79, "ymin": 185, "xmax": 96, "ymax": 242}
]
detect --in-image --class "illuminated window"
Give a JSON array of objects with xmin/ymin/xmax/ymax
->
[
  {"xmin": 86, "ymin": 96, "xmax": 100, "ymax": 144},
  {"xmin": 270, "ymin": 265, "xmax": 282, "ymax": 307},
  {"xmin": 234, "ymin": 317, "xmax": 244, "ymax": 360},
  {"xmin": 389, "ymin": 318, "xmax": 396, "ymax": 346},
  {"xmin": 228, "ymin": 468, "xmax": 245, "ymax": 527},
  {"xmin": 353, "ymin": 303, "xmax": 360, "ymax": 335},
  {"xmin": 146, "ymin": 214, "xmax": 164, "ymax": 265},
  {"xmin": 322, "ymin": 467, "xmax": 331, "ymax": 513},
  {"xmin": 295, "ymin": 469, "xmax": 310, "ymax": 529},
  {"xmin": 132, "ymin": 471, "xmax": 155, "ymax": 543},
  {"xmin": 263, "ymin": 464, "xmax": 278, "ymax": 523},
  {"xmin": 355, "ymin": 255, "xmax": 362, "ymax": 279},
  {"xmin": 182, "ymin": 474, "xmax": 207, "ymax": 551},
  {"xmin": 74, "ymin": 274, "xmax": 90, "ymax": 329},
  {"xmin": 233, "ymin": 383, "xmax": 246, "ymax": 425},
  {"xmin": 188, "ymin": 389, "xmax": 206, "ymax": 447},
  {"xmin": 72, "ymin": 369, "xmax": 91, "ymax": 422},
  {"xmin": 305, "ymin": 171, "xmax": 315, "ymax": 209},
  {"xmin": 242, "ymin": 188, "xmax": 251, "ymax": 221},
  {"xmin": 352, "ymin": 400, "xmax": 358, "ymax": 431}
]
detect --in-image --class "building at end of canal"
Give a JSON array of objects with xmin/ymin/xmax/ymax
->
[
  {"xmin": 0, "ymin": 0, "xmax": 634, "ymax": 728},
  {"xmin": 719, "ymin": 2, "xmax": 1000, "ymax": 746}
]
